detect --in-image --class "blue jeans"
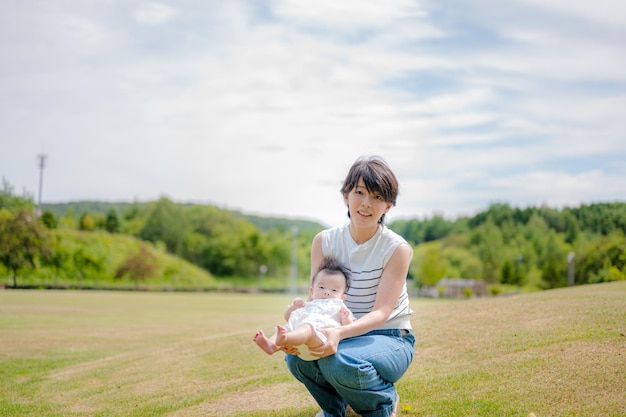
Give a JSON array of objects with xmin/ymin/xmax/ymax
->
[{"xmin": 285, "ymin": 329, "xmax": 415, "ymax": 417}]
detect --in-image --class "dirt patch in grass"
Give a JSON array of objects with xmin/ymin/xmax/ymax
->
[{"xmin": 169, "ymin": 381, "xmax": 316, "ymax": 416}]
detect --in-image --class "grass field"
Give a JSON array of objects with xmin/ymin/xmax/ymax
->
[{"xmin": 1, "ymin": 282, "xmax": 625, "ymax": 417}]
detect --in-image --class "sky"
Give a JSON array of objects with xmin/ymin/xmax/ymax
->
[{"xmin": 1, "ymin": 0, "xmax": 625, "ymax": 227}]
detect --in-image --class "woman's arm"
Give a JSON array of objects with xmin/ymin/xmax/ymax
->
[
  {"xmin": 310, "ymin": 233, "xmax": 325, "ymax": 280},
  {"xmin": 308, "ymin": 233, "xmax": 325, "ymax": 301}
]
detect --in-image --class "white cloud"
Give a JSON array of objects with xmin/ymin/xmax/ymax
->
[
  {"xmin": 488, "ymin": 169, "xmax": 625, "ymax": 207},
  {"xmin": 0, "ymin": 0, "xmax": 624, "ymax": 226},
  {"xmin": 520, "ymin": 0, "xmax": 626, "ymax": 29},
  {"xmin": 46, "ymin": 13, "xmax": 112, "ymax": 53},
  {"xmin": 271, "ymin": 0, "xmax": 426, "ymax": 28},
  {"xmin": 132, "ymin": 3, "xmax": 178, "ymax": 25}
]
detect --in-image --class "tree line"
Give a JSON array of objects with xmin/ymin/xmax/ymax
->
[
  {"xmin": 1, "ymin": 178, "xmax": 625, "ymax": 292},
  {"xmin": 43, "ymin": 198, "xmax": 322, "ymax": 279},
  {"xmin": 0, "ymin": 179, "xmax": 321, "ymax": 289},
  {"xmin": 394, "ymin": 202, "xmax": 626, "ymax": 291}
]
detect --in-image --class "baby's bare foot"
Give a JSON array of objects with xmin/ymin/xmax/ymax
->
[
  {"xmin": 253, "ymin": 330, "xmax": 278, "ymax": 355},
  {"xmin": 275, "ymin": 325, "xmax": 288, "ymax": 347}
]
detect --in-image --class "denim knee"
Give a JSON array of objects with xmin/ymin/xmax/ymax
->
[
  {"xmin": 318, "ymin": 351, "xmax": 375, "ymax": 390},
  {"xmin": 285, "ymin": 353, "xmax": 312, "ymax": 382}
]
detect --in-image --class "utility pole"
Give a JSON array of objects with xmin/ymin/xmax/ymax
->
[
  {"xmin": 37, "ymin": 154, "xmax": 47, "ymax": 216},
  {"xmin": 567, "ymin": 251, "xmax": 575, "ymax": 287}
]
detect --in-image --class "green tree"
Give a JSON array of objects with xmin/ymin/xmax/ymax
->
[
  {"xmin": 263, "ymin": 228, "xmax": 293, "ymax": 277},
  {"xmin": 470, "ymin": 218, "xmax": 504, "ymax": 283},
  {"xmin": 0, "ymin": 208, "xmax": 50, "ymax": 286},
  {"xmin": 501, "ymin": 259, "xmax": 514, "ymax": 285},
  {"xmin": 572, "ymin": 203, "xmax": 626, "ymax": 235},
  {"xmin": 439, "ymin": 236, "xmax": 483, "ymax": 279},
  {"xmin": 576, "ymin": 231, "xmax": 626, "ymax": 284},
  {"xmin": 523, "ymin": 214, "xmax": 550, "ymax": 260},
  {"xmin": 539, "ymin": 232, "xmax": 568, "ymax": 289},
  {"xmin": 79, "ymin": 212, "xmax": 96, "ymax": 231},
  {"xmin": 121, "ymin": 202, "xmax": 145, "ymax": 235},
  {"xmin": 201, "ymin": 220, "xmax": 270, "ymax": 276},
  {"xmin": 561, "ymin": 209, "xmax": 580, "ymax": 244},
  {"xmin": 40, "ymin": 210, "xmax": 58, "ymax": 229},
  {"xmin": 60, "ymin": 206, "xmax": 77, "ymax": 229},
  {"xmin": 105, "ymin": 208, "xmax": 121, "ymax": 233},
  {"xmin": 423, "ymin": 215, "xmax": 454, "ymax": 242},
  {"xmin": 40, "ymin": 234, "xmax": 70, "ymax": 284},
  {"xmin": 73, "ymin": 247, "xmax": 103, "ymax": 286},
  {"xmin": 139, "ymin": 197, "xmax": 190, "ymax": 256},
  {"xmin": 0, "ymin": 178, "xmax": 33, "ymax": 211},
  {"xmin": 411, "ymin": 242, "xmax": 447, "ymax": 286}
]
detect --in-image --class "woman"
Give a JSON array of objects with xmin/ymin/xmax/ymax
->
[{"xmin": 285, "ymin": 156, "xmax": 415, "ymax": 417}]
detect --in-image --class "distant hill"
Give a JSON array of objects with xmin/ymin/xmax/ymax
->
[
  {"xmin": 42, "ymin": 201, "xmax": 325, "ymax": 232},
  {"xmin": 230, "ymin": 211, "xmax": 325, "ymax": 233},
  {"xmin": 42, "ymin": 201, "xmax": 136, "ymax": 218}
]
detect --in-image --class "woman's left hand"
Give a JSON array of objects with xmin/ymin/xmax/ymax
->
[
  {"xmin": 281, "ymin": 345, "xmax": 301, "ymax": 355},
  {"xmin": 309, "ymin": 327, "xmax": 340, "ymax": 358}
]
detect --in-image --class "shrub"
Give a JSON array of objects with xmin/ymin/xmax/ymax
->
[{"xmin": 115, "ymin": 245, "xmax": 158, "ymax": 288}]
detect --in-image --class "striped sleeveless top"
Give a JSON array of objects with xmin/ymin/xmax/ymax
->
[{"xmin": 321, "ymin": 223, "xmax": 413, "ymax": 330}]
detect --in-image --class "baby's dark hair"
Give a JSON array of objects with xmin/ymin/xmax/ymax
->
[{"xmin": 313, "ymin": 257, "xmax": 352, "ymax": 292}]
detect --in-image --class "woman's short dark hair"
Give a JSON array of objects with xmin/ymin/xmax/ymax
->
[
  {"xmin": 313, "ymin": 257, "xmax": 352, "ymax": 291},
  {"xmin": 340, "ymin": 155, "xmax": 399, "ymax": 224}
]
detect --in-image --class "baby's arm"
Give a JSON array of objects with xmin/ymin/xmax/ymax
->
[
  {"xmin": 339, "ymin": 306, "xmax": 353, "ymax": 325},
  {"xmin": 284, "ymin": 297, "xmax": 306, "ymax": 321}
]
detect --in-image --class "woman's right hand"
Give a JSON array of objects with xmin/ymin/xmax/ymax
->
[{"xmin": 308, "ymin": 327, "xmax": 340, "ymax": 358}]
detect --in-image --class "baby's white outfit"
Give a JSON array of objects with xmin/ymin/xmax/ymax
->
[{"xmin": 285, "ymin": 298, "xmax": 354, "ymax": 361}]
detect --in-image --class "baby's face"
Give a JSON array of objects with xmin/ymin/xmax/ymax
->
[{"xmin": 310, "ymin": 271, "xmax": 347, "ymax": 300}]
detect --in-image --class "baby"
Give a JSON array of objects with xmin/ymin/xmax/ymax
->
[{"xmin": 253, "ymin": 257, "xmax": 354, "ymax": 360}]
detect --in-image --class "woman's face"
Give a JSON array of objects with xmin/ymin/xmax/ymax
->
[{"xmin": 344, "ymin": 178, "xmax": 392, "ymax": 225}]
